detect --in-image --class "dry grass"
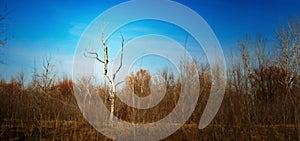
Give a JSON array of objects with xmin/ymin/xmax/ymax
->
[{"xmin": 1, "ymin": 119, "xmax": 299, "ymax": 141}]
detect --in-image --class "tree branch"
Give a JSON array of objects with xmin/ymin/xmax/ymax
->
[
  {"xmin": 84, "ymin": 51, "xmax": 105, "ymax": 63},
  {"xmin": 115, "ymin": 81, "xmax": 124, "ymax": 87},
  {"xmin": 112, "ymin": 33, "xmax": 124, "ymax": 81},
  {"xmin": 84, "ymin": 29, "xmax": 125, "ymax": 92}
]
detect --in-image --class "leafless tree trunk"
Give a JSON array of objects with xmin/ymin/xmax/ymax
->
[
  {"xmin": 275, "ymin": 17, "xmax": 300, "ymax": 138},
  {"xmin": 33, "ymin": 57, "xmax": 57, "ymax": 93},
  {"xmin": 239, "ymin": 35, "xmax": 252, "ymax": 96},
  {"xmin": 85, "ymin": 31, "xmax": 124, "ymax": 121},
  {"xmin": 17, "ymin": 71, "xmax": 25, "ymax": 90}
]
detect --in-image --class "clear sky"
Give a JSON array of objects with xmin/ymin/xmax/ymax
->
[{"xmin": 0, "ymin": 0, "xmax": 300, "ymax": 83}]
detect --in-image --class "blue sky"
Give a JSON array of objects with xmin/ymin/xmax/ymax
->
[{"xmin": 0, "ymin": 0, "xmax": 300, "ymax": 83}]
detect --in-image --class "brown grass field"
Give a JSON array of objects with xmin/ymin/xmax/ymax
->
[{"xmin": 1, "ymin": 119, "xmax": 299, "ymax": 140}]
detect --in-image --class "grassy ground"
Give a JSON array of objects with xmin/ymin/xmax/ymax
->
[{"xmin": 1, "ymin": 119, "xmax": 299, "ymax": 141}]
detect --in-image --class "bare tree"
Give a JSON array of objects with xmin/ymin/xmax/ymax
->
[
  {"xmin": 239, "ymin": 34, "xmax": 253, "ymax": 95},
  {"xmin": 85, "ymin": 30, "xmax": 124, "ymax": 121},
  {"xmin": 16, "ymin": 71, "xmax": 25, "ymax": 90},
  {"xmin": 275, "ymin": 17, "xmax": 300, "ymax": 89},
  {"xmin": 0, "ymin": 4, "xmax": 8, "ymax": 46},
  {"xmin": 0, "ymin": 3, "xmax": 8, "ymax": 64},
  {"xmin": 126, "ymin": 69, "xmax": 151, "ymax": 97},
  {"xmin": 32, "ymin": 57, "xmax": 57, "ymax": 93},
  {"xmin": 275, "ymin": 17, "xmax": 300, "ymax": 137}
]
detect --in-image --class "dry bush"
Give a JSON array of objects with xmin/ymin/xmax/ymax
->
[
  {"xmin": 126, "ymin": 69, "xmax": 152, "ymax": 97},
  {"xmin": 250, "ymin": 65, "xmax": 287, "ymax": 104},
  {"xmin": 110, "ymin": 68, "xmax": 181, "ymax": 123}
]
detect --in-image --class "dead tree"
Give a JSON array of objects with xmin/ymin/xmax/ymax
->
[
  {"xmin": 275, "ymin": 18, "xmax": 300, "ymax": 133},
  {"xmin": 38, "ymin": 57, "xmax": 57, "ymax": 93},
  {"xmin": 85, "ymin": 31, "xmax": 124, "ymax": 121},
  {"xmin": 0, "ymin": 4, "xmax": 8, "ymax": 64},
  {"xmin": 0, "ymin": 4, "xmax": 8, "ymax": 46}
]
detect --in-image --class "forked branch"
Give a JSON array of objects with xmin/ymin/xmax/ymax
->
[{"xmin": 85, "ymin": 31, "xmax": 125, "ymax": 87}]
